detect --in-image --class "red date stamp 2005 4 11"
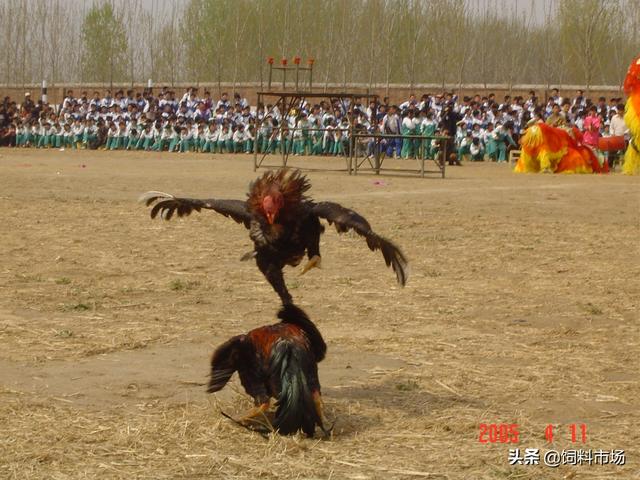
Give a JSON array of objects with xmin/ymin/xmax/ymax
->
[{"xmin": 478, "ymin": 424, "xmax": 588, "ymax": 444}]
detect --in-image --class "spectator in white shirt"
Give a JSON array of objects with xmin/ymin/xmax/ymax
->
[{"xmin": 609, "ymin": 105, "xmax": 628, "ymax": 137}]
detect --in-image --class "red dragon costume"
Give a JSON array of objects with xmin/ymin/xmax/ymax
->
[{"xmin": 514, "ymin": 122, "xmax": 608, "ymax": 174}]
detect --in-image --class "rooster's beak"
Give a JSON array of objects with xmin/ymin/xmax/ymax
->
[{"xmin": 266, "ymin": 212, "xmax": 276, "ymax": 224}]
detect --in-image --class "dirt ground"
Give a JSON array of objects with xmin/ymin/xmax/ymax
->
[{"xmin": 0, "ymin": 149, "xmax": 638, "ymax": 480}]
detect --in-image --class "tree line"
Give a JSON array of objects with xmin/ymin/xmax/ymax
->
[{"xmin": 0, "ymin": 0, "xmax": 637, "ymax": 91}]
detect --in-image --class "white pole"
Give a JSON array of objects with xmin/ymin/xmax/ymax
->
[
  {"xmin": 42, "ymin": 80, "xmax": 47, "ymax": 104},
  {"xmin": 147, "ymin": 78, "xmax": 152, "ymax": 89}
]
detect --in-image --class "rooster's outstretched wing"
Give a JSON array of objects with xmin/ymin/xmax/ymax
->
[
  {"xmin": 140, "ymin": 191, "xmax": 251, "ymax": 227},
  {"xmin": 311, "ymin": 201, "xmax": 408, "ymax": 286}
]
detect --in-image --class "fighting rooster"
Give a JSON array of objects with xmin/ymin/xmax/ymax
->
[
  {"xmin": 622, "ymin": 55, "xmax": 640, "ymax": 176},
  {"xmin": 140, "ymin": 169, "xmax": 408, "ymax": 304},
  {"xmin": 207, "ymin": 303, "xmax": 330, "ymax": 437}
]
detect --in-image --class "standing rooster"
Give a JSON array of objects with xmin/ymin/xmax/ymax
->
[
  {"xmin": 207, "ymin": 303, "xmax": 330, "ymax": 437},
  {"xmin": 140, "ymin": 169, "xmax": 408, "ymax": 304}
]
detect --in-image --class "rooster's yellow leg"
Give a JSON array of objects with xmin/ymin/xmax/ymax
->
[
  {"xmin": 301, "ymin": 255, "xmax": 321, "ymax": 275},
  {"xmin": 238, "ymin": 402, "xmax": 270, "ymax": 424},
  {"xmin": 313, "ymin": 391, "xmax": 333, "ymax": 437}
]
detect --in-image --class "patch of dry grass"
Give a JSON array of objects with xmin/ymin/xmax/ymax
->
[{"xmin": 0, "ymin": 151, "xmax": 637, "ymax": 479}]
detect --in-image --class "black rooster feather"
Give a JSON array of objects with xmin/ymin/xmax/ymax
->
[
  {"xmin": 207, "ymin": 303, "xmax": 329, "ymax": 437},
  {"xmin": 140, "ymin": 168, "xmax": 408, "ymax": 304}
]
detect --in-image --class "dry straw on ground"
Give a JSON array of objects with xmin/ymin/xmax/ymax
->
[{"xmin": 0, "ymin": 150, "xmax": 638, "ymax": 479}]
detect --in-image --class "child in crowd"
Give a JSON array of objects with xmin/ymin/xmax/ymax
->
[
  {"xmin": 244, "ymin": 124, "xmax": 255, "ymax": 153},
  {"xmin": 105, "ymin": 122, "xmax": 118, "ymax": 149},
  {"xmin": 84, "ymin": 119, "xmax": 98, "ymax": 148},
  {"xmin": 469, "ymin": 137, "xmax": 485, "ymax": 161},
  {"xmin": 194, "ymin": 124, "xmax": 206, "ymax": 152},
  {"xmin": 322, "ymin": 119, "xmax": 334, "ymax": 155},
  {"xmin": 60, "ymin": 123, "xmax": 72, "ymax": 148},
  {"xmin": 126, "ymin": 128, "xmax": 140, "ymax": 150},
  {"xmin": 232, "ymin": 125, "xmax": 245, "ymax": 153},
  {"xmin": 52, "ymin": 122, "xmax": 63, "ymax": 148},
  {"xmin": 265, "ymin": 125, "xmax": 279, "ymax": 154},
  {"xmin": 137, "ymin": 123, "xmax": 155, "ymax": 150},
  {"xmin": 219, "ymin": 124, "xmax": 233, "ymax": 153},
  {"xmin": 15, "ymin": 121, "xmax": 28, "ymax": 147},
  {"xmin": 72, "ymin": 119, "xmax": 85, "ymax": 148},
  {"xmin": 204, "ymin": 122, "xmax": 218, "ymax": 153},
  {"xmin": 167, "ymin": 124, "xmax": 181, "ymax": 152},
  {"xmin": 37, "ymin": 122, "xmax": 52, "ymax": 148},
  {"xmin": 178, "ymin": 126, "xmax": 192, "ymax": 152},
  {"xmin": 457, "ymin": 130, "xmax": 473, "ymax": 162}
]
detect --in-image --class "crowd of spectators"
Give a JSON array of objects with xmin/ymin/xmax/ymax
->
[{"xmin": 0, "ymin": 87, "xmax": 629, "ymax": 165}]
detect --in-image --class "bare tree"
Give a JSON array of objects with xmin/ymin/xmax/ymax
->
[
  {"xmin": 336, "ymin": 0, "xmax": 352, "ymax": 88},
  {"xmin": 381, "ymin": 2, "xmax": 398, "ymax": 96},
  {"xmin": 232, "ymin": 0, "xmax": 249, "ymax": 92},
  {"xmin": 363, "ymin": 0, "xmax": 383, "ymax": 89},
  {"xmin": 455, "ymin": 6, "xmax": 474, "ymax": 88},
  {"xmin": 46, "ymin": 0, "xmax": 67, "ymax": 85},
  {"xmin": 35, "ymin": 0, "xmax": 48, "ymax": 83},
  {"xmin": 254, "ymin": 0, "xmax": 267, "ymax": 89},
  {"xmin": 559, "ymin": 0, "xmax": 618, "ymax": 91},
  {"xmin": 1, "ymin": 0, "xmax": 17, "ymax": 84},
  {"xmin": 18, "ymin": 0, "xmax": 28, "ymax": 87},
  {"xmin": 321, "ymin": 2, "xmax": 336, "ymax": 92},
  {"xmin": 400, "ymin": 0, "xmax": 425, "ymax": 90},
  {"xmin": 124, "ymin": 0, "xmax": 143, "ymax": 86},
  {"xmin": 501, "ymin": 1, "xmax": 533, "ymax": 94}
]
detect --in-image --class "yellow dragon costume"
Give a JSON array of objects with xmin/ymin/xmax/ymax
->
[{"xmin": 622, "ymin": 55, "xmax": 640, "ymax": 176}]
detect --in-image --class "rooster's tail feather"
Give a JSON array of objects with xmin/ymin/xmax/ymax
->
[
  {"xmin": 269, "ymin": 339, "xmax": 320, "ymax": 436},
  {"xmin": 207, "ymin": 335, "xmax": 243, "ymax": 393}
]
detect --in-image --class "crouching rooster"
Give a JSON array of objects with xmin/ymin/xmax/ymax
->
[
  {"xmin": 140, "ymin": 168, "xmax": 408, "ymax": 305},
  {"xmin": 207, "ymin": 304, "xmax": 330, "ymax": 437}
]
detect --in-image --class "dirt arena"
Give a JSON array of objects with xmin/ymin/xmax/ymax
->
[{"xmin": 0, "ymin": 149, "xmax": 637, "ymax": 479}]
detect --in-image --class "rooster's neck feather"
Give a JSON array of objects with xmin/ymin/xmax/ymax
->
[{"xmin": 247, "ymin": 168, "xmax": 311, "ymax": 219}]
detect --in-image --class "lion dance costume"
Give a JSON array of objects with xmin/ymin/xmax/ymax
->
[
  {"xmin": 514, "ymin": 123, "xmax": 607, "ymax": 174},
  {"xmin": 622, "ymin": 55, "xmax": 640, "ymax": 176}
]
